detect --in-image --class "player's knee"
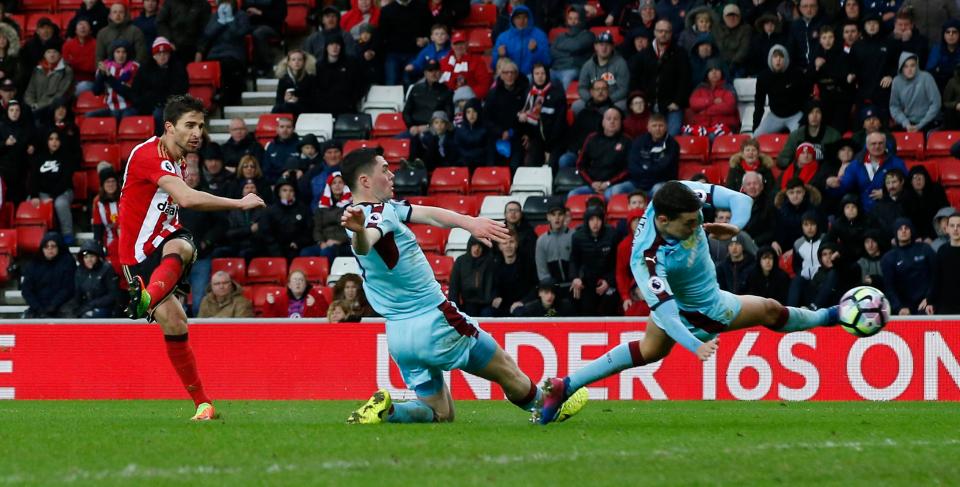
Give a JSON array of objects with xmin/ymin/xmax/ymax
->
[
  {"xmin": 433, "ymin": 406, "xmax": 454, "ymax": 423},
  {"xmin": 763, "ymin": 298, "xmax": 785, "ymax": 324}
]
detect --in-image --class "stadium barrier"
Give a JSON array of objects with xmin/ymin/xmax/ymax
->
[{"xmin": 0, "ymin": 319, "xmax": 958, "ymax": 401}]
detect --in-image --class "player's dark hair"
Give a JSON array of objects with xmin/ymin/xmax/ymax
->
[
  {"xmin": 163, "ymin": 95, "xmax": 206, "ymax": 126},
  {"xmin": 653, "ymin": 181, "xmax": 702, "ymax": 221},
  {"xmin": 341, "ymin": 147, "xmax": 379, "ymax": 189}
]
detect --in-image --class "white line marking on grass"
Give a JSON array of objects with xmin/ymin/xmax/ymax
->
[{"xmin": 1, "ymin": 438, "xmax": 958, "ymax": 484}]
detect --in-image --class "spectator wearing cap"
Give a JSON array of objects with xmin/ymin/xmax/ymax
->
[
  {"xmin": 378, "ymin": 0, "xmax": 432, "ymax": 86},
  {"xmin": 25, "ymin": 44, "xmax": 73, "ymax": 122},
  {"xmin": 405, "ymin": 24, "xmax": 450, "ymax": 83},
  {"xmin": 773, "ymin": 178, "xmax": 822, "ymax": 256},
  {"xmin": 779, "ymin": 142, "xmax": 828, "ymax": 191},
  {"xmin": 744, "ymin": 246, "xmax": 790, "ymax": 303},
  {"xmin": 303, "ymin": 6, "xmax": 359, "ymax": 64},
  {"xmin": 810, "ymin": 24, "xmax": 855, "ymax": 133},
  {"xmin": 629, "ymin": 19, "xmax": 691, "ymax": 136},
  {"xmin": 262, "ymin": 116, "xmax": 299, "ymax": 183},
  {"xmin": 95, "ymin": 3, "xmax": 148, "ymax": 65},
  {"xmin": 283, "ymin": 133, "xmax": 322, "ymax": 183},
  {"xmin": 419, "ymin": 110, "xmax": 457, "ymax": 171},
  {"xmin": 355, "ymin": 24, "xmax": 382, "ymax": 83},
  {"xmin": 243, "ymin": 0, "xmax": 287, "ymax": 75},
  {"xmin": 827, "ymin": 132, "xmax": 907, "ymax": 212},
  {"xmin": 131, "ymin": 37, "xmax": 188, "ymax": 128},
  {"xmin": 574, "ymin": 30, "xmax": 630, "ymax": 114},
  {"xmin": 0, "ymin": 22, "xmax": 19, "ymax": 88},
  {"xmin": 301, "ymin": 170, "xmax": 350, "ymax": 262},
  {"xmin": 536, "ymin": 202, "xmax": 573, "ymax": 287},
  {"xmin": 492, "ymin": 5, "xmax": 550, "ymax": 77},
  {"xmin": 68, "ymin": 0, "xmax": 110, "ymax": 38},
  {"xmin": 746, "ymin": 13, "xmax": 786, "ymax": 77},
  {"xmin": 627, "ymin": 112, "xmax": 679, "ymax": 193},
  {"xmin": 925, "ymin": 19, "xmax": 960, "ymax": 92},
  {"xmin": 199, "ymin": 0, "xmax": 251, "ymax": 106},
  {"xmin": 302, "ymin": 141, "xmax": 343, "ymax": 209},
  {"xmin": 713, "ymin": 4, "xmax": 750, "ymax": 75},
  {"xmin": 850, "ymin": 105, "xmax": 895, "ymax": 155},
  {"xmin": 133, "ymin": 0, "xmax": 160, "ymax": 46},
  {"xmin": 71, "ymin": 239, "xmax": 121, "ymax": 318},
  {"xmin": 569, "ymin": 107, "xmax": 633, "ymax": 199},
  {"xmin": 403, "ymin": 59, "xmax": 453, "ymax": 140},
  {"xmin": 439, "ymin": 29, "xmax": 492, "ymax": 99},
  {"xmin": 716, "ymin": 236, "xmax": 755, "ymax": 295},
  {"xmin": 491, "ymin": 228, "xmax": 539, "ymax": 317},
  {"xmin": 677, "ymin": 5, "xmax": 716, "ymax": 53},
  {"xmin": 62, "ymin": 19, "xmax": 96, "ymax": 94},
  {"xmin": 775, "ymin": 101, "xmax": 841, "ymax": 171},
  {"xmin": 179, "ymin": 164, "xmax": 228, "ymax": 315},
  {"xmin": 92, "ymin": 164, "xmax": 122, "ymax": 276},
  {"xmin": 615, "ymin": 208, "xmax": 651, "ymax": 316},
  {"xmin": 156, "ymin": 0, "xmax": 211, "ymax": 65},
  {"xmin": 550, "ymin": 6, "xmax": 594, "ymax": 90},
  {"xmin": 223, "ymin": 118, "xmax": 265, "ymax": 171},
  {"xmin": 89, "ymin": 39, "xmax": 138, "ymax": 120},
  {"xmin": 753, "ymin": 44, "xmax": 809, "ymax": 136},
  {"xmin": 850, "ymin": 13, "xmax": 894, "ymax": 118},
  {"xmin": 621, "ymin": 0, "xmax": 657, "ymax": 33},
  {"xmin": 20, "ymin": 17, "xmax": 62, "ymax": 81},
  {"xmin": 882, "ymin": 217, "xmax": 936, "ymax": 315},
  {"xmin": 787, "ymin": 0, "xmax": 825, "ymax": 73},
  {"xmin": 454, "ymin": 98, "xmax": 491, "ymax": 168},
  {"xmin": 518, "ymin": 63, "xmax": 566, "ymax": 167},
  {"xmin": 482, "ymin": 58, "xmax": 528, "ymax": 168},
  {"xmin": 889, "ymin": 51, "xmax": 940, "ymax": 133},
  {"xmin": 260, "ymin": 177, "xmax": 313, "ymax": 260},
  {"xmin": 451, "ymin": 84, "xmax": 475, "ymax": 126},
  {"xmin": 569, "ymin": 204, "xmax": 620, "ymax": 316},
  {"xmin": 312, "ymin": 35, "xmax": 369, "ymax": 117}
]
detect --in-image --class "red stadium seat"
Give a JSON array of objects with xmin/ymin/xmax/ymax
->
[
  {"xmin": 548, "ymin": 27, "xmax": 568, "ymax": 43},
  {"xmin": 285, "ymin": 4, "xmax": 309, "ymax": 34},
  {"xmin": 250, "ymin": 285, "xmax": 284, "ymax": 317},
  {"xmin": 948, "ymin": 188, "xmax": 960, "ymax": 209},
  {"xmin": 566, "ymin": 81, "xmax": 579, "ymax": 105},
  {"xmin": 0, "ymin": 228, "xmax": 17, "ymax": 257},
  {"xmin": 118, "ymin": 140, "xmax": 140, "ymax": 163},
  {"xmin": 118, "ymin": 116, "xmax": 155, "ymax": 141},
  {"xmin": 467, "ymin": 28, "xmax": 492, "ymax": 54},
  {"xmin": 82, "ymin": 143, "xmax": 121, "ymax": 170},
  {"xmin": 379, "ymin": 138, "xmax": 410, "ymax": 162},
  {"xmin": 779, "ymin": 251, "xmax": 795, "ymax": 279},
  {"xmin": 711, "ymin": 134, "xmax": 750, "ymax": 162},
  {"xmin": 435, "ymin": 194, "xmax": 479, "ymax": 216},
  {"xmin": 57, "ymin": 0, "xmax": 83, "ymax": 11},
  {"xmin": 756, "ymin": 133, "xmax": 787, "ymax": 156},
  {"xmin": 211, "ymin": 257, "xmax": 247, "ymax": 284},
  {"xmin": 188, "ymin": 86, "xmax": 216, "ymax": 110},
  {"xmin": 80, "ymin": 117, "xmax": 117, "ymax": 143},
  {"xmin": 712, "ymin": 161, "xmax": 730, "ymax": 183},
  {"xmin": 316, "ymin": 285, "xmax": 333, "ymax": 304},
  {"xmin": 256, "ymin": 113, "xmax": 294, "ymax": 141},
  {"xmin": 675, "ymin": 135, "xmax": 709, "ymax": 163},
  {"xmin": 566, "ymin": 194, "xmax": 601, "ymax": 221},
  {"xmin": 589, "ymin": 27, "xmax": 623, "ymax": 45},
  {"xmin": 16, "ymin": 225, "xmax": 46, "ymax": 255},
  {"xmin": 404, "ymin": 195, "xmax": 436, "ymax": 206},
  {"xmin": 678, "ymin": 161, "xmax": 720, "ymax": 183},
  {"xmin": 15, "ymin": 200, "xmax": 54, "ymax": 228},
  {"xmin": 20, "ymin": 0, "xmax": 53, "ymax": 13},
  {"xmin": 186, "ymin": 61, "xmax": 221, "ymax": 88},
  {"xmin": 246, "ymin": 257, "xmax": 288, "ymax": 285},
  {"xmin": 470, "ymin": 166, "xmax": 511, "ymax": 196},
  {"xmin": 941, "ymin": 160, "xmax": 960, "ymax": 187},
  {"xmin": 0, "ymin": 203, "xmax": 12, "ymax": 228},
  {"xmin": 428, "ymin": 167, "xmax": 470, "ymax": 194},
  {"xmin": 461, "ymin": 3, "xmax": 496, "ymax": 27},
  {"xmin": 534, "ymin": 223, "xmax": 549, "ymax": 236},
  {"xmin": 342, "ymin": 139, "xmax": 379, "ymax": 155},
  {"xmin": 372, "ymin": 113, "xmax": 406, "ymax": 138},
  {"xmin": 409, "ymin": 224, "xmax": 449, "ymax": 253},
  {"xmin": 925, "ymin": 131, "xmax": 960, "ymax": 158},
  {"xmin": 75, "ymin": 90, "xmax": 107, "ymax": 114},
  {"xmin": 427, "ymin": 254, "xmax": 454, "ymax": 283},
  {"xmin": 85, "ymin": 168, "xmax": 100, "ymax": 195},
  {"xmin": 0, "ymin": 254, "xmax": 10, "ymax": 283},
  {"xmin": 892, "ymin": 132, "xmax": 924, "ymax": 160},
  {"xmin": 606, "ymin": 193, "xmax": 629, "ymax": 220},
  {"xmin": 289, "ymin": 256, "xmax": 330, "ymax": 285},
  {"xmin": 72, "ymin": 171, "xmax": 88, "ymax": 203}
]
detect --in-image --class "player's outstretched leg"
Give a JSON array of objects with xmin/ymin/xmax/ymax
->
[
  {"xmin": 126, "ymin": 240, "xmax": 193, "ymax": 320},
  {"xmin": 153, "ymin": 298, "xmax": 217, "ymax": 421},
  {"xmin": 729, "ymin": 296, "xmax": 839, "ymax": 333}
]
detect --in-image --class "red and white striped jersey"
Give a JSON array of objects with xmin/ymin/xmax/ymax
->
[
  {"xmin": 92, "ymin": 195, "xmax": 119, "ymax": 246},
  {"xmin": 118, "ymin": 136, "xmax": 184, "ymax": 265}
]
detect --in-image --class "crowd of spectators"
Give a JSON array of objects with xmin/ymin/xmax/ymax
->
[{"xmin": 3, "ymin": 0, "xmax": 960, "ymax": 319}]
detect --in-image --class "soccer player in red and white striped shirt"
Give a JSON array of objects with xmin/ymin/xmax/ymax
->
[{"xmin": 118, "ymin": 95, "xmax": 265, "ymax": 421}]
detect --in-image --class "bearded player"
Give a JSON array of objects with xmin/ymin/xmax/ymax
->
[
  {"xmin": 536, "ymin": 180, "xmax": 841, "ymax": 424},
  {"xmin": 119, "ymin": 95, "xmax": 265, "ymax": 421}
]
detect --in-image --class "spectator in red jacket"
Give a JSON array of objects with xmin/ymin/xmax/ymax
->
[
  {"xmin": 263, "ymin": 270, "xmax": 330, "ymax": 318},
  {"xmin": 615, "ymin": 208, "xmax": 650, "ymax": 316},
  {"xmin": 62, "ymin": 19, "xmax": 97, "ymax": 94},
  {"xmin": 684, "ymin": 59, "xmax": 739, "ymax": 138},
  {"xmin": 438, "ymin": 30, "xmax": 491, "ymax": 99}
]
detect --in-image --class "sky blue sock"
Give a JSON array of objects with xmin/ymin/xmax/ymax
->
[
  {"xmin": 567, "ymin": 341, "xmax": 642, "ymax": 395},
  {"xmin": 780, "ymin": 306, "xmax": 834, "ymax": 332},
  {"xmin": 513, "ymin": 385, "xmax": 542, "ymax": 412},
  {"xmin": 386, "ymin": 400, "xmax": 435, "ymax": 423}
]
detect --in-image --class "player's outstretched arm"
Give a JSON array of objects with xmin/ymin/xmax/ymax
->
[
  {"xmin": 651, "ymin": 299, "xmax": 716, "ymax": 361},
  {"xmin": 341, "ymin": 206, "xmax": 381, "ymax": 255},
  {"xmin": 410, "ymin": 205, "xmax": 510, "ymax": 247},
  {"xmin": 159, "ymin": 175, "xmax": 265, "ymax": 211}
]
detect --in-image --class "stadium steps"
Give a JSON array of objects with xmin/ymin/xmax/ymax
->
[
  {"xmin": 222, "ymin": 105, "xmax": 273, "ymax": 120},
  {"xmin": 241, "ymin": 91, "xmax": 274, "ymax": 106},
  {"xmin": 256, "ymin": 78, "xmax": 278, "ymax": 93}
]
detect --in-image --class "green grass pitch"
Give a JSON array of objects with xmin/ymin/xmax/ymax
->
[{"xmin": 0, "ymin": 400, "xmax": 957, "ymax": 486}]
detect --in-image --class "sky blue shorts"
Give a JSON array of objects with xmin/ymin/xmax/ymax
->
[
  {"xmin": 385, "ymin": 301, "xmax": 497, "ymax": 397},
  {"xmin": 674, "ymin": 290, "xmax": 743, "ymax": 342}
]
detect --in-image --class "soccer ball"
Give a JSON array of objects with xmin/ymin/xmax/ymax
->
[{"xmin": 838, "ymin": 286, "xmax": 891, "ymax": 337}]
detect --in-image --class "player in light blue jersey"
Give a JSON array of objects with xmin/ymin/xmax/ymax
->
[
  {"xmin": 339, "ymin": 149, "xmax": 587, "ymax": 424},
  {"xmin": 535, "ymin": 180, "xmax": 840, "ymax": 424}
]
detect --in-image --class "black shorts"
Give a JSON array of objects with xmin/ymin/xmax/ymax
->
[{"xmin": 121, "ymin": 228, "xmax": 196, "ymax": 301}]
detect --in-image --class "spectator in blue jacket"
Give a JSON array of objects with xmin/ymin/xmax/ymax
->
[
  {"xmin": 826, "ymin": 132, "xmax": 907, "ymax": 212},
  {"xmin": 492, "ymin": 5, "xmax": 550, "ymax": 76},
  {"xmin": 925, "ymin": 19, "xmax": 960, "ymax": 91},
  {"xmin": 881, "ymin": 217, "xmax": 936, "ymax": 315},
  {"xmin": 627, "ymin": 113, "xmax": 679, "ymax": 193},
  {"xmin": 405, "ymin": 24, "xmax": 450, "ymax": 84},
  {"xmin": 22, "ymin": 231, "xmax": 76, "ymax": 318},
  {"xmin": 261, "ymin": 116, "xmax": 300, "ymax": 183}
]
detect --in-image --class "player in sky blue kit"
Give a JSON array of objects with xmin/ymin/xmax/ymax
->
[
  {"xmin": 535, "ymin": 180, "xmax": 840, "ymax": 424},
  {"xmin": 339, "ymin": 148, "xmax": 587, "ymax": 424}
]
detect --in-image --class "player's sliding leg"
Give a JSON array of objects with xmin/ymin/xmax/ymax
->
[
  {"xmin": 466, "ymin": 344, "xmax": 541, "ymax": 412},
  {"xmin": 126, "ymin": 239, "xmax": 194, "ymax": 320},
  {"xmin": 728, "ymin": 295, "xmax": 838, "ymax": 333},
  {"xmin": 152, "ymin": 297, "xmax": 217, "ymax": 421},
  {"xmin": 538, "ymin": 324, "xmax": 675, "ymax": 424},
  {"xmin": 348, "ymin": 376, "xmax": 445, "ymax": 424}
]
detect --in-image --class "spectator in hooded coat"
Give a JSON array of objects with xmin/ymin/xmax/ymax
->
[
  {"xmin": 260, "ymin": 177, "xmax": 313, "ymax": 260},
  {"xmin": 492, "ymin": 5, "xmax": 550, "ymax": 76},
  {"xmin": 744, "ymin": 246, "xmax": 790, "ymax": 303},
  {"xmin": 71, "ymin": 239, "xmax": 120, "ymax": 318},
  {"xmin": 454, "ymin": 98, "xmax": 492, "ymax": 168},
  {"xmin": 449, "ymin": 236, "xmax": 497, "ymax": 316},
  {"xmin": 518, "ymin": 63, "xmax": 566, "ymax": 167},
  {"xmin": 550, "ymin": 5, "xmax": 594, "ymax": 89},
  {"xmin": 881, "ymin": 217, "xmax": 936, "ymax": 315},
  {"xmin": 68, "ymin": 0, "xmax": 110, "ymax": 38},
  {"xmin": 272, "ymin": 49, "xmax": 316, "ymax": 117},
  {"xmin": 889, "ymin": 51, "xmax": 941, "ymax": 133},
  {"xmin": 22, "ymin": 232, "xmax": 76, "ymax": 318},
  {"xmin": 902, "ymin": 165, "xmax": 950, "ymax": 242},
  {"xmin": 312, "ymin": 36, "xmax": 369, "ymax": 116},
  {"xmin": 925, "ymin": 18, "xmax": 960, "ymax": 91}
]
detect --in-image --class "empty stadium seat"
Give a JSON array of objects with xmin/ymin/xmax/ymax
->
[
  {"xmin": 427, "ymin": 254, "xmax": 454, "ymax": 282},
  {"xmin": 328, "ymin": 256, "xmax": 361, "ymax": 284},
  {"xmin": 333, "ymin": 113, "xmax": 373, "ymax": 140},
  {"xmin": 294, "ymin": 113, "xmax": 334, "ymax": 141},
  {"xmin": 404, "ymin": 195, "xmax": 436, "ymax": 206},
  {"xmin": 675, "ymin": 135, "xmax": 709, "ymax": 163},
  {"xmin": 566, "ymin": 194, "xmax": 599, "ymax": 221},
  {"xmin": 72, "ymin": 171, "xmax": 88, "ymax": 204},
  {"xmin": 429, "ymin": 167, "xmax": 470, "ymax": 194},
  {"xmin": 15, "ymin": 200, "xmax": 54, "ymax": 228},
  {"xmin": 893, "ymin": 132, "xmax": 924, "ymax": 160},
  {"xmin": 211, "ymin": 257, "xmax": 246, "ymax": 284},
  {"xmin": 289, "ymin": 256, "xmax": 330, "ymax": 285},
  {"xmin": 371, "ymin": 113, "xmax": 406, "ymax": 137},
  {"xmin": 948, "ymin": 188, "xmax": 960, "ymax": 209},
  {"xmin": 285, "ymin": 4, "xmax": 309, "ymax": 34},
  {"xmin": 409, "ymin": 224, "xmax": 449, "ymax": 253},
  {"xmin": 75, "ymin": 90, "xmax": 107, "ymax": 114},
  {"xmin": 461, "ymin": 3, "xmax": 496, "ymax": 27},
  {"xmin": 393, "ymin": 167, "xmax": 428, "ymax": 196},
  {"xmin": 117, "ymin": 116, "xmax": 155, "ymax": 141},
  {"xmin": 479, "ymin": 195, "xmax": 514, "ymax": 220},
  {"xmin": 756, "ymin": 133, "xmax": 787, "ymax": 156},
  {"xmin": 467, "ymin": 28, "xmax": 492, "ymax": 54},
  {"xmin": 925, "ymin": 131, "xmax": 960, "ymax": 158},
  {"xmin": 435, "ymin": 194, "xmax": 479, "ymax": 216},
  {"xmin": 565, "ymin": 81, "xmax": 579, "ymax": 105},
  {"xmin": 534, "ymin": 223, "xmax": 549, "ymax": 236},
  {"xmin": 521, "ymin": 195, "xmax": 562, "ymax": 224},
  {"xmin": 246, "ymin": 257, "xmax": 288, "ymax": 285},
  {"xmin": 711, "ymin": 134, "xmax": 750, "ymax": 162},
  {"xmin": 82, "ymin": 143, "xmax": 121, "ymax": 170},
  {"xmin": 256, "ymin": 113, "xmax": 294, "ymax": 142},
  {"xmin": 20, "ymin": 0, "xmax": 53, "ymax": 12},
  {"xmin": 342, "ymin": 139, "xmax": 379, "ymax": 155},
  {"xmin": 779, "ymin": 251, "xmax": 795, "ymax": 279},
  {"xmin": 379, "ymin": 138, "xmax": 410, "ymax": 162},
  {"xmin": 445, "ymin": 227, "xmax": 471, "ymax": 254},
  {"xmin": 712, "ymin": 161, "xmax": 731, "ymax": 183},
  {"xmin": 470, "ymin": 166, "xmax": 511, "ymax": 196},
  {"xmin": 678, "ymin": 161, "xmax": 719, "ymax": 182},
  {"xmin": 511, "ymin": 166, "xmax": 552, "ymax": 195},
  {"xmin": 188, "ymin": 86, "xmax": 216, "ymax": 110},
  {"xmin": 80, "ymin": 117, "xmax": 117, "ymax": 143},
  {"xmin": 606, "ymin": 193, "xmax": 630, "ymax": 220},
  {"xmin": 0, "ymin": 228, "xmax": 17, "ymax": 257},
  {"xmin": 186, "ymin": 61, "xmax": 221, "ymax": 88},
  {"xmin": 0, "ymin": 203, "xmax": 11, "ymax": 228},
  {"xmin": 362, "ymin": 85, "xmax": 405, "ymax": 113},
  {"xmin": 554, "ymin": 167, "xmax": 583, "ymax": 195},
  {"xmin": 941, "ymin": 160, "xmax": 960, "ymax": 187},
  {"xmin": 733, "ymin": 78, "xmax": 756, "ymax": 103},
  {"xmin": 16, "ymin": 225, "xmax": 46, "ymax": 255}
]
